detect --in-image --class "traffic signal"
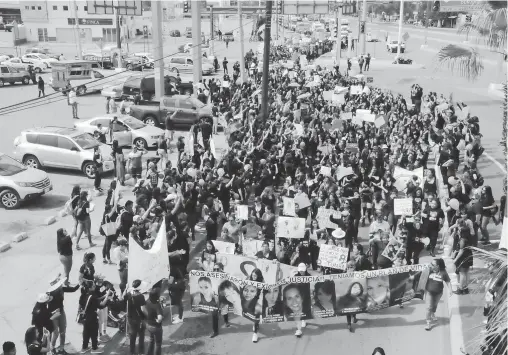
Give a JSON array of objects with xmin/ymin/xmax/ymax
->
[
  {"xmin": 465, "ymin": 14, "xmax": 472, "ymax": 22},
  {"xmin": 360, "ymin": 21, "xmax": 365, "ymax": 34},
  {"xmin": 276, "ymin": 0, "xmax": 283, "ymax": 14},
  {"xmin": 432, "ymin": 1, "xmax": 440, "ymax": 12},
  {"xmin": 183, "ymin": 1, "xmax": 189, "ymax": 13}
]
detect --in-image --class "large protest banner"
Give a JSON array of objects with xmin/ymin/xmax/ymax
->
[
  {"xmin": 317, "ymin": 244, "xmax": 349, "ymax": 270},
  {"xmin": 276, "ymin": 216, "xmax": 306, "ymax": 239},
  {"xmin": 215, "ymin": 253, "xmax": 279, "ymax": 284},
  {"xmin": 128, "ymin": 222, "xmax": 170, "ymax": 293},
  {"xmin": 212, "ymin": 240, "xmax": 235, "ymax": 254},
  {"xmin": 242, "ymin": 239, "xmax": 264, "ymax": 257},
  {"xmin": 393, "ymin": 166, "xmax": 424, "ymax": 191},
  {"xmin": 189, "ymin": 264, "xmax": 429, "ymax": 322}
]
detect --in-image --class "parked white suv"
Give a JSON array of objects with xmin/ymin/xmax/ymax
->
[
  {"xmin": 13, "ymin": 127, "xmax": 114, "ymax": 179},
  {"xmin": 166, "ymin": 56, "xmax": 214, "ymax": 75},
  {"xmin": 0, "ymin": 153, "xmax": 52, "ymax": 209}
]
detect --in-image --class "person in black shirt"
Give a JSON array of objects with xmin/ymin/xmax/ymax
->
[
  {"xmin": 79, "ymin": 282, "xmax": 111, "ymax": 353},
  {"xmin": 125, "ymin": 280, "xmax": 146, "ymax": 355},
  {"xmin": 118, "ymin": 200, "xmax": 135, "ymax": 239},
  {"xmin": 197, "ymin": 89, "xmax": 207, "ymax": 104}
]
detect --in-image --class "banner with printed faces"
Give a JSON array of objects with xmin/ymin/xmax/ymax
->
[
  {"xmin": 189, "ymin": 265, "xmax": 429, "ymax": 322},
  {"xmin": 215, "ymin": 253, "xmax": 280, "ymax": 285}
]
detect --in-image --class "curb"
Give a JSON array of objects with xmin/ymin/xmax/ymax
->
[
  {"xmin": 444, "ymin": 258, "xmax": 466, "ymax": 355},
  {"xmin": 12, "ymin": 232, "xmax": 28, "ymax": 243}
]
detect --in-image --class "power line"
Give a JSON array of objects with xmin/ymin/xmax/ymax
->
[{"xmin": 0, "ymin": 18, "xmax": 256, "ymax": 116}]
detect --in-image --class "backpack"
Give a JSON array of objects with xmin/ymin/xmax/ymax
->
[
  {"xmin": 116, "ymin": 210, "xmax": 128, "ymax": 230},
  {"xmin": 74, "ymin": 201, "xmax": 87, "ymax": 220}
]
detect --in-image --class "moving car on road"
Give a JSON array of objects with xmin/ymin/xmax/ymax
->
[
  {"xmin": 1, "ymin": 57, "xmax": 45, "ymax": 73},
  {"xmin": 129, "ymin": 95, "xmax": 213, "ymax": 128},
  {"xmin": 167, "ymin": 56, "xmax": 214, "ymax": 76},
  {"xmin": 74, "ymin": 114, "xmax": 164, "ymax": 149},
  {"xmin": 25, "ymin": 47, "xmax": 60, "ymax": 60},
  {"xmin": 122, "ymin": 72, "xmax": 194, "ymax": 101},
  {"xmin": 13, "ymin": 127, "xmax": 114, "ymax": 179},
  {"xmin": 169, "ymin": 29, "xmax": 181, "ymax": 37},
  {"xmin": 223, "ymin": 32, "xmax": 234, "ymax": 41},
  {"xmin": 386, "ymin": 39, "xmax": 405, "ymax": 53},
  {"xmin": 0, "ymin": 65, "xmax": 31, "ymax": 86},
  {"xmin": 49, "ymin": 60, "xmax": 109, "ymax": 95},
  {"xmin": 0, "ymin": 153, "xmax": 52, "ymax": 210}
]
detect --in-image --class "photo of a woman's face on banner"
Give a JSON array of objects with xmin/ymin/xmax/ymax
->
[{"xmin": 189, "ymin": 265, "xmax": 428, "ymax": 323}]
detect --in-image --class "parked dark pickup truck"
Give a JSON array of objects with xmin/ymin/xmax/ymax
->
[
  {"xmin": 123, "ymin": 74, "xmax": 194, "ymax": 101},
  {"xmin": 129, "ymin": 95, "xmax": 213, "ymax": 128}
]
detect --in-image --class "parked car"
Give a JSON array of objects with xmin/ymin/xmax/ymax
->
[
  {"xmin": 1, "ymin": 57, "xmax": 45, "ymax": 73},
  {"xmin": 169, "ymin": 30, "xmax": 181, "ymax": 37},
  {"xmin": 124, "ymin": 55, "xmax": 144, "ymax": 71},
  {"xmin": 13, "ymin": 127, "xmax": 114, "ymax": 179},
  {"xmin": 25, "ymin": 47, "xmax": 60, "ymax": 60},
  {"xmin": 166, "ymin": 56, "xmax": 214, "ymax": 76},
  {"xmin": 22, "ymin": 53, "xmax": 58, "ymax": 68},
  {"xmin": 4, "ymin": 22, "xmax": 15, "ymax": 32},
  {"xmin": 132, "ymin": 52, "xmax": 155, "ymax": 69},
  {"xmin": 223, "ymin": 31, "xmax": 234, "ymax": 41},
  {"xmin": 0, "ymin": 153, "xmax": 52, "ymax": 209},
  {"xmin": 82, "ymin": 52, "xmax": 114, "ymax": 69},
  {"xmin": 387, "ymin": 39, "xmax": 405, "ymax": 53},
  {"xmin": 0, "ymin": 65, "xmax": 31, "ymax": 86},
  {"xmin": 74, "ymin": 115, "xmax": 164, "ymax": 149},
  {"xmin": 129, "ymin": 95, "xmax": 213, "ymax": 128}
]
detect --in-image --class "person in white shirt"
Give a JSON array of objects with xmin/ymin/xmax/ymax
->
[{"xmin": 68, "ymin": 88, "xmax": 78, "ymax": 119}]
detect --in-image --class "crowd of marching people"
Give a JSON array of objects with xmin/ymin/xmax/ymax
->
[{"xmin": 18, "ymin": 43, "xmax": 505, "ymax": 355}]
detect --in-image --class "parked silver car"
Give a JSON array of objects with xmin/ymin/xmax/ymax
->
[{"xmin": 13, "ymin": 127, "xmax": 114, "ymax": 179}]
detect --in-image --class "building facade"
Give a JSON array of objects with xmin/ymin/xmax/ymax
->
[{"xmin": 19, "ymin": 0, "xmax": 146, "ymax": 44}]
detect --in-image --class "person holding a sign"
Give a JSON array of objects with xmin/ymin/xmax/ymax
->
[{"xmin": 421, "ymin": 198, "xmax": 445, "ymax": 257}]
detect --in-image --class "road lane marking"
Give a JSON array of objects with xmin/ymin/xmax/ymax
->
[{"xmin": 483, "ymin": 152, "xmax": 507, "ymax": 174}]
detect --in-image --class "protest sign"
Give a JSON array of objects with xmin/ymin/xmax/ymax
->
[
  {"xmin": 288, "ymin": 71, "xmax": 296, "ymax": 79},
  {"xmin": 355, "ymin": 109, "xmax": 370, "ymax": 120},
  {"xmin": 457, "ymin": 106, "xmax": 470, "ymax": 120},
  {"xmin": 128, "ymin": 222, "xmax": 170, "ymax": 293},
  {"xmin": 236, "ymin": 205, "xmax": 249, "ymax": 220},
  {"xmin": 393, "ymin": 166, "xmax": 424, "ymax": 191},
  {"xmin": 352, "ymin": 115, "xmax": 363, "ymax": 126},
  {"xmin": 294, "ymin": 194, "xmax": 311, "ymax": 209},
  {"xmin": 318, "ymin": 244, "xmax": 349, "ymax": 270},
  {"xmin": 189, "ymin": 264, "xmax": 429, "ymax": 320},
  {"xmin": 345, "ymin": 143, "xmax": 358, "ymax": 153},
  {"xmin": 336, "ymin": 165, "xmax": 354, "ymax": 181},
  {"xmin": 215, "ymin": 253, "xmax": 278, "ymax": 284},
  {"xmin": 276, "ymin": 216, "xmax": 306, "ymax": 239},
  {"xmin": 381, "ymin": 239, "xmax": 404, "ymax": 262},
  {"xmin": 300, "ymin": 55, "xmax": 308, "ymax": 66},
  {"xmin": 241, "ymin": 239, "xmax": 264, "ymax": 257},
  {"xmin": 374, "ymin": 115, "xmax": 386, "ymax": 128},
  {"xmin": 367, "ymin": 77, "xmax": 374, "ymax": 83},
  {"xmin": 210, "ymin": 138, "xmax": 217, "ymax": 158},
  {"xmin": 362, "ymin": 113, "xmax": 376, "ymax": 123},
  {"xmin": 316, "ymin": 208, "xmax": 341, "ymax": 229},
  {"xmin": 212, "ymin": 240, "xmax": 235, "ymax": 254},
  {"xmin": 341, "ymin": 112, "xmax": 353, "ymax": 120},
  {"xmin": 222, "ymin": 81, "xmax": 230, "ymax": 88},
  {"xmin": 334, "ymin": 86, "xmax": 348, "ymax": 94},
  {"xmin": 323, "ymin": 90, "xmax": 333, "ymax": 101},
  {"xmin": 314, "ymin": 75, "xmax": 321, "ymax": 83},
  {"xmin": 332, "ymin": 93, "xmax": 345, "ymax": 104},
  {"xmin": 188, "ymin": 132, "xmax": 194, "ymax": 156},
  {"xmin": 350, "ymin": 85, "xmax": 362, "ymax": 95},
  {"xmin": 331, "ymin": 118, "xmax": 343, "ymax": 130},
  {"xmin": 294, "ymin": 110, "xmax": 302, "ymax": 122},
  {"xmin": 394, "ymin": 198, "xmax": 413, "ymax": 216},
  {"xmin": 277, "ymin": 263, "xmax": 299, "ymax": 281},
  {"xmin": 319, "ymin": 166, "xmax": 332, "ymax": 177},
  {"xmin": 282, "ymin": 197, "xmax": 296, "ymax": 216},
  {"xmin": 294, "ymin": 123, "xmax": 304, "ymax": 136}
]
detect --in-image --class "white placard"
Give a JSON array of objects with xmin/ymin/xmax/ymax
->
[
  {"xmin": 314, "ymin": 75, "xmax": 321, "ymax": 83},
  {"xmin": 394, "ymin": 198, "xmax": 413, "ymax": 216},
  {"xmin": 336, "ymin": 165, "xmax": 354, "ymax": 181},
  {"xmin": 236, "ymin": 205, "xmax": 249, "ymax": 220},
  {"xmin": 319, "ymin": 166, "xmax": 332, "ymax": 176},
  {"xmin": 318, "ymin": 244, "xmax": 349, "ymax": 270},
  {"xmin": 276, "ymin": 216, "xmax": 306, "ymax": 239},
  {"xmin": 222, "ymin": 80, "xmax": 230, "ymax": 88},
  {"xmin": 374, "ymin": 116, "xmax": 386, "ymax": 128},
  {"xmin": 241, "ymin": 239, "xmax": 264, "ymax": 257},
  {"xmin": 332, "ymin": 93, "xmax": 345, "ymax": 104},
  {"xmin": 393, "ymin": 166, "xmax": 424, "ymax": 191},
  {"xmin": 209, "ymin": 138, "xmax": 216, "ymax": 158},
  {"xmin": 283, "ymin": 197, "xmax": 296, "ymax": 216},
  {"xmin": 294, "ymin": 194, "xmax": 311, "ymax": 209},
  {"xmin": 350, "ymin": 85, "xmax": 362, "ymax": 95},
  {"xmin": 316, "ymin": 208, "xmax": 341, "ymax": 229},
  {"xmin": 212, "ymin": 240, "xmax": 235, "ymax": 254},
  {"xmin": 362, "ymin": 113, "xmax": 376, "ymax": 123},
  {"xmin": 341, "ymin": 112, "xmax": 353, "ymax": 120}
]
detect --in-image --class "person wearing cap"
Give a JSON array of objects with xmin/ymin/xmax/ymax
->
[
  {"xmin": 31, "ymin": 293, "xmax": 54, "ymax": 350},
  {"xmin": 125, "ymin": 280, "xmax": 146, "ymax": 355},
  {"xmin": 47, "ymin": 274, "xmax": 79, "ymax": 355}
]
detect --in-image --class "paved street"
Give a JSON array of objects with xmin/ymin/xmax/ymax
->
[{"xmin": 0, "ymin": 13, "xmax": 505, "ymax": 355}]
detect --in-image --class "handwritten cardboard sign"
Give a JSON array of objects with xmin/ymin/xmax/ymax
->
[
  {"xmin": 318, "ymin": 244, "xmax": 349, "ymax": 270},
  {"xmin": 283, "ymin": 197, "xmax": 296, "ymax": 216},
  {"xmin": 316, "ymin": 208, "xmax": 341, "ymax": 229},
  {"xmin": 394, "ymin": 198, "xmax": 413, "ymax": 216},
  {"xmin": 212, "ymin": 240, "xmax": 235, "ymax": 254},
  {"xmin": 236, "ymin": 205, "xmax": 249, "ymax": 220},
  {"xmin": 350, "ymin": 85, "xmax": 362, "ymax": 95},
  {"xmin": 294, "ymin": 194, "xmax": 311, "ymax": 210},
  {"xmin": 276, "ymin": 217, "xmax": 306, "ymax": 239},
  {"xmin": 319, "ymin": 166, "xmax": 332, "ymax": 177},
  {"xmin": 341, "ymin": 112, "xmax": 353, "ymax": 120}
]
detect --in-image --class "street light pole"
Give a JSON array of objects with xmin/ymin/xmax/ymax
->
[
  {"xmin": 261, "ymin": 0, "xmax": 273, "ymax": 120},
  {"xmin": 335, "ymin": 5, "xmax": 342, "ymax": 63},
  {"xmin": 73, "ymin": 0, "xmax": 82, "ymax": 59},
  {"xmin": 191, "ymin": 2, "xmax": 202, "ymax": 84},
  {"xmin": 152, "ymin": 0, "xmax": 164, "ymax": 100},
  {"xmin": 424, "ymin": 0, "xmax": 430, "ymax": 45},
  {"xmin": 360, "ymin": 0, "xmax": 367, "ymax": 55},
  {"xmin": 210, "ymin": 5, "xmax": 214, "ymax": 55},
  {"xmin": 396, "ymin": 0, "xmax": 404, "ymax": 58},
  {"xmin": 238, "ymin": 0, "xmax": 246, "ymax": 83}
]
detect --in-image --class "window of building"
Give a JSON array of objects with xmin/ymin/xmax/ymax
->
[
  {"xmin": 31, "ymin": 6, "xmax": 35, "ymax": 10},
  {"xmin": 25, "ymin": 6, "xmax": 29, "ymax": 10},
  {"xmin": 63, "ymin": 5, "xmax": 68, "ymax": 11},
  {"xmin": 53, "ymin": 6, "xmax": 57, "ymax": 10},
  {"xmin": 84, "ymin": 6, "xmax": 88, "ymax": 11},
  {"xmin": 38, "ymin": 6, "xmax": 41, "ymax": 10}
]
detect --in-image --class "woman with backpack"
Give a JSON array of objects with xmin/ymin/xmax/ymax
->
[{"xmin": 75, "ymin": 190, "xmax": 95, "ymax": 250}]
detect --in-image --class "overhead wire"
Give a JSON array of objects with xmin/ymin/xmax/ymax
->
[{"xmin": 0, "ymin": 18, "xmax": 256, "ymax": 116}]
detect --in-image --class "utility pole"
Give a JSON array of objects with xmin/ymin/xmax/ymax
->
[
  {"xmin": 115, "ymin": 8, "xmax": 123, "ymax": 68},
  {"xmin": 191, "ymin": 1, "xmax": 202, "ymax": 84},
  {"xmin": 238, "ymin": 1, "xmax": 246, "ymax": 83},
  {"xmin": 261, "ymin": 0, "xmax": 273, "ymax": 120},
  {"xmin": 152, "ymin": 0, "xmax": 164, "ymax": 100},
  {"xmin": 396, "ymin": 0, "xmax": 404, "ymax": 58},
  {"xmin": 360, "ymin": 0, "xmax": 367, "ymax": 55},
  {"xmin": 424, "ymin": 0, "xmax": 430, "ymax": 45},
  {"xmin": 210, "ymin": 6, "xmax": 214, "ymax": 55},
  {"xmin": 73, "ymin": 0, "xmax": 82, "ymax": 59}
]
